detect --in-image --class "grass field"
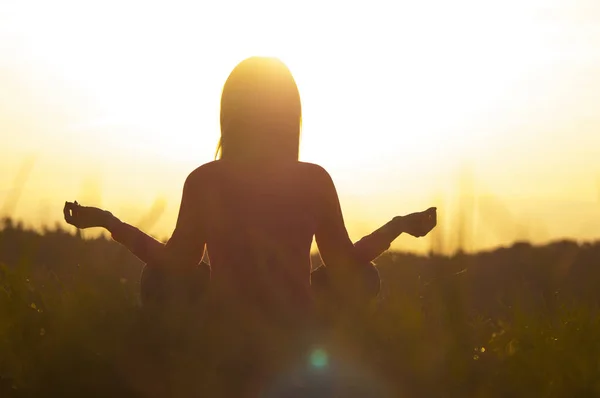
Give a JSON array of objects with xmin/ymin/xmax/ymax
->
[{"xmin": 1, "ymin": 218, "xmax": 600, "ymax": 397}]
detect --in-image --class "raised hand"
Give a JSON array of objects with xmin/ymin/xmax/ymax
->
[
  {"xmin": 63, "ymin": 201, "xmax": 114, "ymax": 230},
  {"xmin": 399, "ymin": 207, "xmax": 437, "ymax": 238}
]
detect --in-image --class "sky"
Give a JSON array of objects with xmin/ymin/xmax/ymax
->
[{"xmin": 1, "ymin": 0, "xmax": 600, "ymax": 254}]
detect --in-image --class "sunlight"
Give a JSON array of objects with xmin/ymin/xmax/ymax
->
[
  {"xmin": 2, "ymin": 0, "xmax": 599, "ymax": 249},
  {"xmin": 6, "ymin": 0, "xmax": 552, "ymax": 172}
]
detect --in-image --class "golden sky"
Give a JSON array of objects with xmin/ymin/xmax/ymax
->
[{"xmin": 1, "ymin": 0, "xmax": 600, "ymax": 254}]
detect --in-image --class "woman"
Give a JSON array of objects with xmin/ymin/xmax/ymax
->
[
  {"xmin": 63, "ymin": 57, "xmax": 436, "ymax": 312},
  {"xmin": 63, "ymin": 57, "xmax": 437, "ymax": 395}
]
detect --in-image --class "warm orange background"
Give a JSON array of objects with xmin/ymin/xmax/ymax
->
[{"xmin": 1, "ymin": 0, "xmax": 599, "ymax": 254}]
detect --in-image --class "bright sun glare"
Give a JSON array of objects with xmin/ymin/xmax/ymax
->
[
  {"xmin": 5, "ymin": 0, "xmax": 596, "ymax": 250},
  {"xmin": 5, "ymin": 0, "xmax": 550, "ymax": 176}
]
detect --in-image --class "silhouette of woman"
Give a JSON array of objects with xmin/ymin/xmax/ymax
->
[
  {"xmin": 63, "ymin": 56, "xmax": 437, "ymax": 314},
  {"xmin": 63, "ymin": 57, "xmax": 437, "ymax": 396}
]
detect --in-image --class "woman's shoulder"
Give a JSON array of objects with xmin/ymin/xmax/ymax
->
[
  {"xmin": 185, "ymin": 160, "xmax": 223, "ymax": 185},
  {"xmin": 184, "ymin": 160, "xmax": 334, "ymax": 188},
  {"xmin": 297, "ymin": 161, "xmax": 328, "ymax": 175},
  {"xmin": 297, "ymin": 161, "xmax": 334, "ymax": 183}
]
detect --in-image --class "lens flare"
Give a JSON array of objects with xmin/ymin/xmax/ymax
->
[{"xmin": 309, "ymin": 348, "xmax": 329, "ymax": 370}]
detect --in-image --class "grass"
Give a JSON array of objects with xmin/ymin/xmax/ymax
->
[{"xmin": 1, "ymin": 218, "xmax": 600, "ymax": 397}]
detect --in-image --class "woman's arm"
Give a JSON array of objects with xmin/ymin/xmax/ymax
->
[
  {"xmin": 107, "ymin": 219, "xmax": 165, "ymax": 264},
  {"xmin": 107, "ymin": 213, "xmax": 397, "ymax": 266},
  {"xmin": 312, "ymin": 164, "xmax": 401, "ymax": 269},
  {"xmin": 66, "ymin": 197, "xmax": 432, "ymax": 269},
  {"xmin": 151, "ymin": 170, "xmax": 207, "ymax": 272},
  {"xmin": 66, "ymin": 198, "xmax": 433, "ymax": 271},
  {"xmin": 139, "ymin": 170, "xmax": 210, "ymax": 306},
  {"xmin": 311, "ymin": 165, "xmax": 437, "ymax": 300},
  {"xmin": 312, "ymin": 166, "xmax": 381, "ymax": 300},
  {"xmin": 352, "ymin": 208, "xmax": 437, "ymax": 263},
  {"xmin": 63, "ymin": 202, "xmax": 170, "ymax": 264},
  {"xmin": 352, "ymin": 218, "xmax": 403, "ymax": 264},
  {"xmin": 64, "ymin": 171, "xmax": 208, "ymax": 268}
]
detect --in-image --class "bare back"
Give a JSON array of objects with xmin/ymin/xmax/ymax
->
[{"xmin": 166, "ymin": 160, "xmax": 358, "ymax": 313}]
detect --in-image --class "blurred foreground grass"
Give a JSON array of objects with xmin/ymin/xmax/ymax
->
[{"xmin": 1, "ymin": 218, "xmax": 600, "ymax": 397}]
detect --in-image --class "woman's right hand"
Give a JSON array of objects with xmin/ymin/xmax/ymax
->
[
  {"xmin": 63, "ymin": 201, "xmax": 116, "ymax": 230},
  {"xmin": 398, "ymin": 207, "xmax": 437, "ymax": 238}
]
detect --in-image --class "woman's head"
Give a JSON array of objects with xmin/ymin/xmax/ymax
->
[{"xmin": 217, "ymin": 57, "xmax": 302, "ymax": 163}]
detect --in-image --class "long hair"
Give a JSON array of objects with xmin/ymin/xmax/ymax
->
[{"xmin": 216, "ymin": 57, "xmax": 302, "ymax": 163}]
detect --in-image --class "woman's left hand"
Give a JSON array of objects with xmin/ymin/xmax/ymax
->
[{"xmin": 397, "ymin": 207, "xmax": 437, "ymax": 238}]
